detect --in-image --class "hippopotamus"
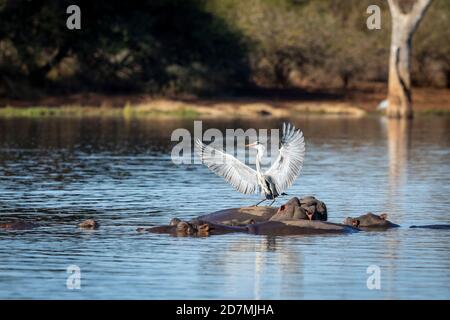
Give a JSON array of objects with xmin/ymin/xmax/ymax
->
[
  {"xmin": 0, "ymin": 220, "xmax": 40, "ymax": 230},
  {"xmin": 138, "ymin": 196, "xmax": 357, "ymax": 236},
  {"xmin": 410, "ymin": 225, "xmax": 450, "ymax": 230},
  {"xmin": 269, "ymin": 197, "xmax": 327, "ymax": 222},
  {"xmin": 137, "ymin": 218, "xmax": 246, "ymax": 236},
  {"xmin": 196, "ymin": 196, "xmax": 327, "ymax": 226},
  {"xmin": 344, "ymin": 213, "xmax": 450, "ymax": 230},
  {"xmin": 78, "ymin": 219, "xmax": 100, "ymax": 229},
  {"xmin": 139, "ymin": 217, "xmax": 357, "ymax": 236},
  {"xmin": 343, "ymin": 213, "xmax": 399, "ymax": 230},
  {"xmin": 246, "ymin": 220, "xmax": 357, "ymax": 235},
  {"xmin": 0, "ymin": 218, "xmax": 100, "ymax": 230},
  {"xmin": 195, "ymin": 205, "xmax": 277, "ymax": 226}
]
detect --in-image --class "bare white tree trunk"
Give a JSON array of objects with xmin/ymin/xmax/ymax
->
[{"xmin": 387, "ymin": 0, "xmax": 432, "ymax": 118}]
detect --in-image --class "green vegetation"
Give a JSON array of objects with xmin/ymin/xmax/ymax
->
[
  {"xmin": 0, "ymin": 106, "xmax": 201, "ymax": 119},
  {"xmin": 0, "ymin": 0, "xmax": 448, "ymax": 99},
  {"xmin": 208, "ymin": 0, "xmax": 449, "ymax": 89},
  {"xmin": 417, "ymin": 109, "xmax": 450, "ymax": 117}
]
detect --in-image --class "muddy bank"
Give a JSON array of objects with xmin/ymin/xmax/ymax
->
[{"xmin": 1, "ymin": 84, "xmax": 449, "ymax": 118}]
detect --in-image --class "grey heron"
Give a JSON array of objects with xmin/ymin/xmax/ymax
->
[{"xmin": 195, "ymin": 122, "xmax": 305, "ymax": 206}]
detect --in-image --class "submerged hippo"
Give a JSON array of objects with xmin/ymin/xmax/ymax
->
[
  {"xmin": 0, "ymin": 218, "xmax": 100, "ymax": 231},
  {"xmin": 78, "ymin": 219, "xmax": 100, "ymax": 229},
  {"xmin": 410, "ymin": 225, "xmax": 450, "ymax": 230},
  {"xmin": 343, "ymin": 213, "xmax": 399, "ymax": 229},
  {"xmin": 247, "ymin": 220, "xmax": 357, "ymax": 235},
  {"xmin": 0, "ymin": 220, "xmax": 40, "ymax": 230},
  {"xmin": 137, "ymin": 218, "xmax": 246, "ymax": 236}
]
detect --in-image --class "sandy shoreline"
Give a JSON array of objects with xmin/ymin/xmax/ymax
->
[
  {"xmin": 1, "ymin": 85, "xmax": 449, "ymax": 118},
  {"xmin": 0, "ymin": 99, "xmax": 368, "ymax": 118}
]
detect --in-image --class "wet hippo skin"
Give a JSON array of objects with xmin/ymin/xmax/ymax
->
[
  {"xmin": 140, "ymin": 218, "xmax": 357, "ymax": 236},
  {"xmin": 139, "ymin": 196, "xmax": 354, "ymax": 236},
  {"xmin": 247, "ymin": 220, "xmax": 358, "ymax": 235},
  {"xmin": 197, "ymin": 196, "xmax": 327, "ymax": 226},
  {"xmin": 0, "ymin": 220, "xmax": 40, "ymax": 230},
  {"xmin": 343, "ymin": 213, "xmax": 399, "ymax": 230},
  {"xmin": 137, "ymin": 219, "xmax": 247, "ymax": 236},
  {"xmin": 0, "ymin": 218, "xmax": 100, "ymax": 231},
  {"xmin": 196, "ymin": 206, "xmax": 278, "ymax": 226},
  {"xmin": 409, "ymin": 225, "xmax": 450, "ymax": 230},
  {"xmin": 78, "ymin": 219, "xmax": 99, "ymax": 229},
  {"xmin": 270, "ymin": 196, "xmax": 327, "ymax": 222}
]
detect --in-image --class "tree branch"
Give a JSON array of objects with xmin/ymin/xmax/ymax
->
[
  {"xmin": 387, "ymin": 0, "xmax": 401, "ymax": 18},
  {"xmin": 408, "ymin": 0, "xmax": 433, "ymax": 33}
]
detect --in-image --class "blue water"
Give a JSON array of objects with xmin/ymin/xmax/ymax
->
[{"xmin": 0, "ymin": 116, "xmax": 449, "ymax": 299}]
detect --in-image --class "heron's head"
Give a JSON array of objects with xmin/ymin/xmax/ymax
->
[{"xmin": 246, "ymin": 140, "xmax": 265, "ymax": 154}]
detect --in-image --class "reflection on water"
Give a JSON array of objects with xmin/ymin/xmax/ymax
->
[{"xmin": 0, "ymin": 116, "xmax": 449, "ymax": 299}]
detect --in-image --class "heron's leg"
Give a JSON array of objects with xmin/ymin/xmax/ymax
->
[
  {"xmin": 268, "ymin": 199, "xmax": 276, "ymax": 206},
  {"xmin": 253, "ymin": 198, "xmax": 267, "ymax": 207}
]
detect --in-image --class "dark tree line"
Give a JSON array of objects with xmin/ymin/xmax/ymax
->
[
  {"xmin": 0, "ymin": 0, "xmax": 448, "ymax": 99},
  {"xmin": 0, "ymin": 0, "xmax": 249, "ymax": 98}
]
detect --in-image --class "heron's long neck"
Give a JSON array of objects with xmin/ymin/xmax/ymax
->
[{"xmin": 255, "ymin": 150, "xmax": 262, "ymax": 175}]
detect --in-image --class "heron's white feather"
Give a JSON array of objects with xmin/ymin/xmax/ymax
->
[
  {"xmin": 264, "ymin": 122, "xmax": 305, "ymax": 193},
  {"xmin": 195, "ymin": 139, "xmax": 260, "ymax": 194}
]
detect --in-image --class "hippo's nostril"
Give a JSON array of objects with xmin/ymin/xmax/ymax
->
[
  {"xmin": 352, "ymin": 219, "xmax": 360, "ymax": 228},
  {"xmin": 280, "ymin": 205, "xmax": 286, "ymax": 211}
]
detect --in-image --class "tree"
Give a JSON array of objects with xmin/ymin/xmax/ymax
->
[
  {"xmin": 0, "ymin": 0, "xmax": 249, "ymax": 97},
  {"xmin": 386, "ymin": 0, "xmax": 432, "ymax": 118}
]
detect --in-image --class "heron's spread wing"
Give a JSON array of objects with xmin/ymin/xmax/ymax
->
[
  {"xmin": 195, "ymin": 139, "xmax": 260, "ymax": 194},
  {"xmin": 264, "ymin": 122, "xmax": 305, "ymax": 193}
]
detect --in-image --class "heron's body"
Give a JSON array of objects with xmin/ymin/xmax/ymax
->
[
  {"xmin": 196, "ymin": 123, "xmax": 305, "ymax": 205},
  {"xmin": 254, "ymin": 149, "xmax": 277, "ymax": 199}
]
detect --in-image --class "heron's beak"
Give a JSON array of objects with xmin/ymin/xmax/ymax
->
[{"xmin": 245, "ymin": 142, "xmax": 258, "ymax": 148}]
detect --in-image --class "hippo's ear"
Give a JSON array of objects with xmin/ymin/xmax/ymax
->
[
  {"xmin": 380, "ymin": 213, "xmax": 388, "ymax": 220},
  {"xmin": 198, "ymin": 224, "xmax": 210, "ymax": 231}
]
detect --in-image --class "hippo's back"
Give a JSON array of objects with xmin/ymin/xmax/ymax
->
[
  {"xmin": 410, "ymin": 224, "xmax": 450, "ymax": 230},
  {"xmin": 248, "ymin": 220, "xmax": 359, "ymax": 236},
  {"xmin": 197, "ymin": 206, "xmax": 277, "ymax": 225}
]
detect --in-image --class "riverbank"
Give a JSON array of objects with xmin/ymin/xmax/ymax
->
[
  {"xmin": 0, "ymin": 101, "xmax": 367, "ymax": 119},
  {"xmin": 1, "ymin": 84, "xmax": 449, "ymax": 118}
]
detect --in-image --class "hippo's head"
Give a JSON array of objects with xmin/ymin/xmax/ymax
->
[
  {"xmin": 176, "ymin": 221, "xmax": 195, "ymax": 235},
  {"xmin": 300, "ymin": 196, "xmax": 327, "ymax": 221},
  {"xmin": 343, "ymin": 217, "xmax": 359, "ymax": 227},
  {"xmin": 173, "ymin": 219, "xmax": 211, "ymax": 236},
  {"xmin": 78, "ymin": 219, "xmax": 99, "ymax": 229},
  {"xmin": 271, "ymin": 196, "xmax": 328, "ymax": 221},
  {"xmin": 170, "ymin": 218, "xmax": 181, "ymax": 226},
  {"xmin": 343, "ymin": 213, "xmax": 399, "ymax": 228},
  {"xmin": 271, "ymin": 197, "xmax": 310, "ymax": 221}
]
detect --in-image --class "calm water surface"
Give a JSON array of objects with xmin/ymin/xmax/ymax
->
[{"xmin": 0, "ymin": 116, "xmax": 449, "ymax": 299}]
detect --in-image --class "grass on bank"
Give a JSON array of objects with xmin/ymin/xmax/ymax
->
[
  {"xmin": 0, "ymin": 105, "xmax": 202, "ymax": 119},
  {"xmin": 417, "ymin": 109, "xmax": 450, "ymax": 116},
  {"xmin": 0, "ymin": 104, "xmax": 448, "ymax": 119}
]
